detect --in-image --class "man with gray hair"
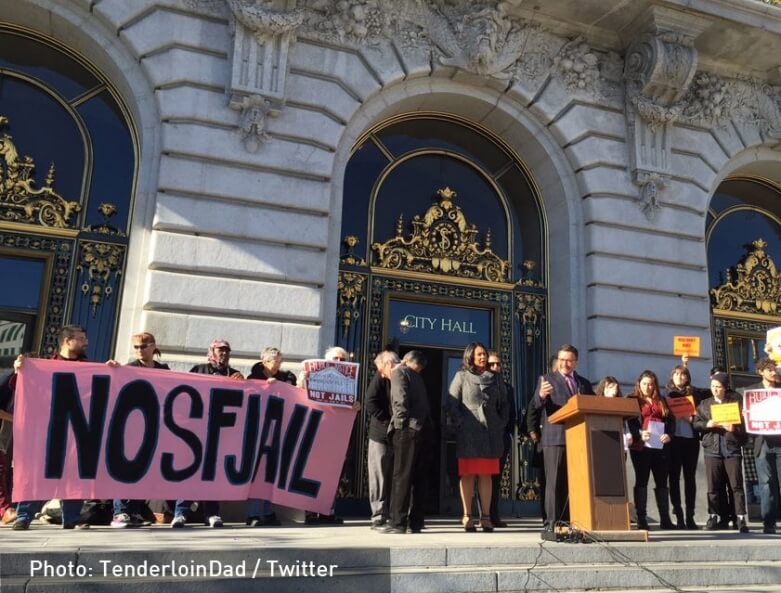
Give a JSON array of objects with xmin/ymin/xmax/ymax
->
[
  {"xmin": 383, "ymin": 350, "xmax": 430, "ymax": 534},
  {"xmin": 365, "ymin": 349, "xmax": 400, "ymax": 529}
]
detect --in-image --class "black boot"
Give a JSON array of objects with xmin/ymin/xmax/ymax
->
[
  {"xmin": 673, "ymin": 507, "xmax": 686, "ymax": 530},
  {"xmin": 655, "ymin": 488, "xmax": 675, "ymax": 530},
  {"xmin": 685, "ymin": 511, "xmax": 699, "ymax": 530},
  {"xmin": 634, "ymin": 486, "xmax": 649, "ymax": 530}
]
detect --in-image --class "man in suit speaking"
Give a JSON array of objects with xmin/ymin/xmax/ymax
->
[{"xmin": 533, "ymin": 344, "xmax": 594, "ymax": 539}]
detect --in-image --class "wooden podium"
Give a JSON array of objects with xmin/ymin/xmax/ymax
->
[{"xmin": 548, "ymin": 395, "xmax": 646, "ymax": 541}]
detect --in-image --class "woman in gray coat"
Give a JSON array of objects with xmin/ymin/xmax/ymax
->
[{"xmin": 448, "ymin": 342, "xmax": 508, "ymax": 532}]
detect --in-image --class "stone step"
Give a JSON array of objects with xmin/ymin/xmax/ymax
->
[{"xmin": 4, "ymin": 560, "xmax": 781, "ymax": 593}]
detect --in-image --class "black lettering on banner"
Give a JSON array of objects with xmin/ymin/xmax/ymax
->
[
  {"xmin": 105, "ymin": 380, "xmax": 160, "ymax": 483},
  {"xmin": 225, "ymin": 393, "xmax": 261, "ymax": 484},
  {"xmin": 202, "ymin": 388, "xmax": 242, "ymax": 481},
  {"xmin": 45, "ymin": 373, "xmax": 110, "ymax": 479},
  {"xmin": 161, "ymin": 385, "xmax": 204, "ymax": 482},
  {"xmin": 288, "ymin": 408, "xmax": 322, "ymax": 497},
  {"xmin": 277, "ymin": 404, "xmax": 307, "ymax": 490},
  {"xmin": 252, "ymin": 395, "xmax": 283, "ymax": 484}
]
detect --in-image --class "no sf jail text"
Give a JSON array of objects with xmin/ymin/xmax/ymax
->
[{"xmin": 14, "ymin": 359, "xmax": 355, "ymax": 512}]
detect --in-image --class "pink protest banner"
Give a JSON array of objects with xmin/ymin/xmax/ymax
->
[
  {"xmin": 13, "ymin": 359, "xmax": 356, "ymax": 513},
  {"xmin": 744, "ymin": 389, "xmax": 781, "ymax": 435}
]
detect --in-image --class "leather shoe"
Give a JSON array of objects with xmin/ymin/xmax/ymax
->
[
  {"xmin": 381, "ymin": 525, "xmax": 406, "ymax": 534},
  {"xmin": 763, "ymin": 525, "xmax": 776, "ymax": 534},
  {"xmin": 540, "ymin": 526, "xmax": 557, "ymax": 542},
  {"xmin": 492, "ymin": 518, "xmax": 508, "ymax": 528},
  {"xmin": 406, "ymin": 527, "xmax": 421, "ymax": 533},
  {"xmin": 1, "ymin": 507, "xmax": 17, "ymax": 524}
]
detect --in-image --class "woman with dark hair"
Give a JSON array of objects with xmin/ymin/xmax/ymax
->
[
  {"xmin": 663, "ymin": 364, "xmax": 704, "ymax": 529},
  {"xmin": 693, "ymin": 373, "xmax": 749, "ymax": 532},
  {"xmin": 627, "ymin": 370, "xmax": 676, "ymax": 530},
  {"xmin": 447, "ymin": 342, "xmax": 508, "ymax": 532},
  {"xmin": 595, "ymin": 376, "xmax": 622, "ymax": 398}
]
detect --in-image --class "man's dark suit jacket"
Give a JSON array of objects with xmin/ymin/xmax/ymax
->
[
  {"xmin": 389, "ymin": 364, "xmax": 430, "ymax": 432},
  {"xmin": 532, "ymin": 371, "xmax": 594, "ymax": 446}
]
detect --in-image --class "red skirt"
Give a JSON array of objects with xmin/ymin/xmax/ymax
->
[{"xmin": 458, "ymin": 457, "xmax": 500, "ymax": 476}]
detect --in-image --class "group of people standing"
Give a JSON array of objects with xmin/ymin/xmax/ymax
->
[
  {"xmin": 531, "ymin": 344, "xmax": 781, "ymax": 538},
  {"xmin": 365, "ymin": 342, "xmax": 514, "ymax": 534}
]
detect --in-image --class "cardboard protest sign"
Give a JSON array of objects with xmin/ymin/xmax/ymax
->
[
  {"xmin": 668, "ymin": 396, "xmax": 696, "ymax": 419},
  {"xmin": 14, "ymin": 359, "xmax": 356, "ymax": 513},
  {"xmin": 302, "ymin": 359, "xmax": 359, "ymax": 407},
  {"xmin": 744, "ymin": 389, "xmax": 781, "ymax": 435},
  {"xmin": 710, "ymin": 402, "xmax": 741, "ymax": 425},
  {"xmin": 673, "ymin": 336, "xmax": 700, "ymax": 357}
]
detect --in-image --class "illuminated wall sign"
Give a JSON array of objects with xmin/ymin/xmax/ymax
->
[{"xmin": 388, "ymin": 299, "xmax": 492, "ymax": 348}]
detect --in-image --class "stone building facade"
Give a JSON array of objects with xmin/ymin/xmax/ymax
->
[{"xmin": 3, "ymin": 0, "xmax": 781, "ymax": 513}]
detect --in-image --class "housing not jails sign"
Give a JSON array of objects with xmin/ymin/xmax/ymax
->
[{"xmin": 13, "ymin": 359, "xmax": 356, "ymax": 514}]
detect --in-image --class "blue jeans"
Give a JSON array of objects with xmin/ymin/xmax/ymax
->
[
  {"xmin": 246, "ymin": 498, "xmax": 272, "ymax": 518},
  {"xmin": 16, "ymin": 500, "xmax": 84, "ymax": 527},
  {"xmin": 173, "ymin": 500, "xmax": 220, "ymax": 521},
  {"xmin": 756, "ymin": 441, "xmax": 781, "ymax": 527}
]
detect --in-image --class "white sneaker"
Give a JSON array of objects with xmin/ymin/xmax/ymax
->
[
  {"xmin": 111, "ymin": 513, "xmax": 130, "ymax": 528},
  {"xmin": 170, "ymin": 515, "xmax": 186, "ymax": 528},
  {"xmin": 208, "ymin": 515, "xmax": 223, "ymax": 528}
]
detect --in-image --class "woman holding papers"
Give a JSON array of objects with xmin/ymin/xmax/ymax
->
[
  {"xmin": 663, "ymin": 365, "xmax": 706, "ymax": 530},
  {"xmin": 627, "ymin": 371, "xmax": 676, "ymax": 530},
  {"xmin": 693, "ymin": 373, "xmax": 749, "ymax": 533}
]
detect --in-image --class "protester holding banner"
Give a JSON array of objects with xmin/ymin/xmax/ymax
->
[
  {"xmin": 245, "ymin": 346, "xmax": 296, "ymax": 527},
  {"xmin": 302, "ymin": 345, "xmax": 350, "ymax": 525},
  {"xmin": 384, "ymin": 350, "xmax": 430, "ymax": 534},
  {"xmin": 110, "ymin": 332, "xmax": 168, "ymax": 528},
  {"xmin": 447, "ymin": 343, "xmax": 507, "ymax": 533},
  {"xmin": 171, "ymin": 339, "xmax": 244, "ymax": 528},
  {"xmin": 365, "ymin": 349, "xmax": 400, "ymax": 530},
  {"xmin": 663, "ymin": 364, "xmax": 706, "ymax": 530},
  {"xmin": 0, "ymin": 371, "xmax": 14, "ymax": 524},
  {"xmin": 626, "ymin": 370, "xmax": 675, "ymax": 531},
  {"xmin": 744, "ymin": 358, "xmax": 781, "ymax": 534},
  {"xmin": 693, "ymin": 373, "xmax": 749, "ymax": 533},
  {"xmin": 13, "ymin": 325, "xmax": 91, "ymax": 530}
]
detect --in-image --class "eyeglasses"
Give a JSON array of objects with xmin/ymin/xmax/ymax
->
[
  {"xmin": 488, "ymin": 362, "xmax": 501, "ymax": 367},
  {"xmin": 333, "ymin": 357, "xmax": 346, "ymax": 361},
  {"xmin": 133, "ymin": 343, "xmax": 152, "ymax": 350}
]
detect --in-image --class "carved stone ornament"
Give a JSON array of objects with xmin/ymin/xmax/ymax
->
[
  {"xmin": 371, "ymin": 187, "xmax": 510, "ymax": 283},
  {"xmin": 226, "ymin": 1, "xmax": 302, "ymax": 151},
  {"xmin": 0, "ymin": 115, "xmax": 81, "ymax": 228},
  {"xmin": 234, "ymin": 94, "xmax": 281, "ymax": 152},
  {"xmin": 297, "ymin": 0, "xmax": 617, "ymax": 99},
  {"xmin": 711, "ymin": 238, "xmax": 781, "ymax": 316}
]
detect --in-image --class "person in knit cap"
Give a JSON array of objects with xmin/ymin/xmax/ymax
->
[
  {"xmin": 171, "ymin": 339, "xmax": 244, "ymax": 528},
  {"xmin": 693, "ymin": 372, "xmax": 749, "ymax": 533}
]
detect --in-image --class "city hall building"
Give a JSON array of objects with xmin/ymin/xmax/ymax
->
[{"xmin": 2, "ymin": 0, "xmax": 781, "ymax": 516}]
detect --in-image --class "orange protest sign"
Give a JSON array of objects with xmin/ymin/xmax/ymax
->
[
  {"xmin": 673, "ymin": 336, "xmax": 700, "ymax": 357},
  {"xmin": 668, "ymin": 396, "xmax": 696, "ymax": 419}
]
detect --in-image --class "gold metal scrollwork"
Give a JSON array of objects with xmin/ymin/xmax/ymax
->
[
  {"xmin": 337, "ymin": 270, "xmax": 366, "ymax": 335},
  {"xmin": 372, "ymin": 187, "xmax": 510, "ymax": 283},
  {"xmin": 340, "ymin": 235, "xmax": 367, "ymax": 266},
  {"xmin": 711, "ymin": 238, "xmax": 781, "ymax": 316},
  {"xmin": 516, "ymin": 292, "xmax": 545, "ymax": 345},
  {"xmin": 77, "ymin": 241, "xmax": 124, "ymax": 315},
  {"xmin": 0, "ymin": 115, "xmax": 81, "ymax": 228}
]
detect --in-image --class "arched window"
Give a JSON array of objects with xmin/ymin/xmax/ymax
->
[
  {"xmin": 708, "ymin": 178, "xmax": 781, "ymax": 387},
  {"xmin": 0, "ymin": 25, "xmax": 136, "ymax": 365}
]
